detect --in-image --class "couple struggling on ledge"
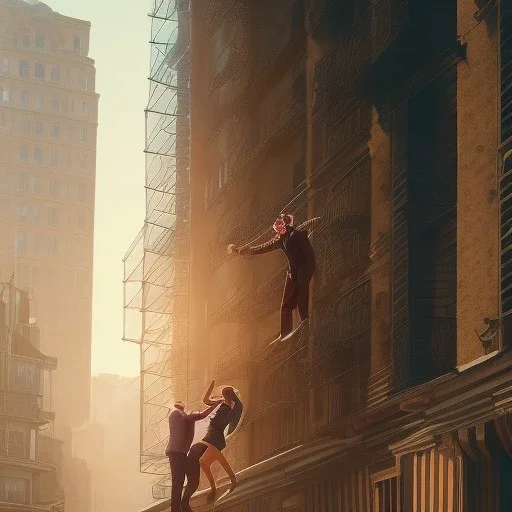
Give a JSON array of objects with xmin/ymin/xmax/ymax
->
[
  {"xmin": 165, "ymin": 380, "xmax": 243, "ymax": 512},
  {"xmin": 228, "ymin": 213, "xmax": 316, "ymax": 343}
]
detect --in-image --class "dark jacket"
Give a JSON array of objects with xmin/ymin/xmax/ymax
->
[
  {"xmin": 242, "ymin": 228, "xmax": 316, "ymax": 278},
  {"xmin": 202, "ymin": 396, "xmax": 243, "ymax": 451}
]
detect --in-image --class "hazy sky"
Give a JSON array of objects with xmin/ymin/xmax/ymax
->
[{"xmin": 47, "ymin": 0, "xmax": 148, "ymax": 376}]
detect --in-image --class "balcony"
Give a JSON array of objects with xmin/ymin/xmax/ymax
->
[
  {"xmin": 0, "ymin": 391, "xmax": 54, "ymax": 424},
  {"xmin": 309, "ymin": 281, "xmax": 371, "ymax": 429},
  {"xmin": 312, "ymin": 100, "xmax": 372, "ymax": 173},
  {"xmin": 312, "ymin": 280, "xmax": 371, "ymax": 360},
  {"xmin": 208, "ymin": 2, "xmax": 249, "ymax": 95},
  {"xmin": 314, "ymin": 226, "xmax": 371, "ymax": 301},
  {"xmin": 248, "ymin": 266, "xmax": 288, "ymax": 323},
  {"xmin": 248, "ymin": 88, "xmax": 306, "ymax": 171},
  {"xmin": 306, "ymin": 0, "xmax": 358, "ymax": 40},
  {"xmin": 208, "ymin": 287, "xmax": 249, "ymax": 326},
  {"xmin": 249, "ymin": 402, "xmax": 306, "ymax": 463},
  {"xmin": 214, "ymin": 341, "xmax": 249, "ymax": 381},
  {"xmin": 251, "ymin": 1, "xmax": 304, "ymax": 89},
  {"xmin": 312, "ymin": 26, "xmax": 370, "ymax": 117}
]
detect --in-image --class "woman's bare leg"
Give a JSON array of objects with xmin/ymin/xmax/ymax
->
[
  {"xmin": 200, "ymin": 460, "xmax": 217, "ymax": 501},
  {"xmin": 214, "ymin": 450, "xmax": 237, "ymax": 490}
]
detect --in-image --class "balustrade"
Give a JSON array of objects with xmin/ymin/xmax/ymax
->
[
  {"xmin": 252, "ymin": 0, "xmax": 304, "ymax": 84},
  {"xmin": 252, "ymin": 402, "xmax": 305, "ymax": 463},
  {"xmin": 0, "ymin": 391, "xmax": 53, "ymax": 423},
  {"xmin": 312, "ymin": 26, "xmax": 369, "ymax": 116}
]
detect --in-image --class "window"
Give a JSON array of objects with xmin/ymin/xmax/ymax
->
[
  {"xmin": 50, "ymin": 149, "xmax": 59, "ymax": 167},
  {"xmin": 7, "ymin": 430, "xmax": 25, "ymax": 458},
  {"xmin": 78, "ymin": 212, "xmax": 86, "ymax": 230},
  {"xmin": 1, "ymin": 57, "xmax": 8, "ymax": 73},
  {"xmin": 34, "ymin": 62, "xmax": 45, "ymax": 80},
  {"xmin": 48, "ymin": 235, "xmax": 57, "ymax": 256},
  {"xmin": 65, "ymin": 69, "xmax": 72, "ymax": 84},
  {"xmin": 36, "ymin": 120, "xmax": 44, "ymax": 137},
  {"xmin": 0, "ymin": 477, "xmax": 28, "ymax": 504},
  {"xmin": 13, "ymin": 362, "xmax": 37, "ymax": 394},
  {"xmin": 22, "ymin": 34, "xmax": 30, "ymax": 48},
  {"xmin": 19, "ymin": 203, "xmax": 27, "ymax": 220},
  {"xmin": 52, "ymin": 96, "xmax": 59, "ymax": 112},
  {"xmin": 80, "ymin": 153, "xmax": 88, "ymax": 170},
  {"xmin": 67, "ymin": 153, "xmax": 72, "ymax": 170},
  {"xmin": 19, "ymin": 173, "xmax": 29, "ymax": 193},
  {"xmin": 49, "ymin": 179, "xmax": 59, "ymax": 198},
  {"xmin": 80, "ymin": 127, "xmax": 87, "ymax": 144},
  {"xmin": 33, "ymin": 205, "xmax": 40, "ymax": 223},
  {"xmin": 78, "ymin": 183, "xmax": 86, "ymax": 202},
  {"xmin": 16, "ymin": 231, "xmax": 26, "ymax": 254},
  {"xmin": 19, "ymin": 146, "xmax": 29, "ymax": 164},
  {"xmin": 82, "ymin": 101, "xmax": 89, "ymax": 117},
  {"xmin": 63, "ymin": 98, "xmax": 69, "ymax": 112},
  {"xmin": 35, "ymin": 34, "xmax": 45, "ymax": 50},
  {"xmin": 0, "ymin": 112, "xmax": 5, "ymax": 130},
  {"xmin": 18, "ymin": 60, "xmax": 29, "ymax": 78},
  {"xmin": 33, "ymin": 175, "xmax": 41, "ymax": 194},
  {"xmin": 33, "ymin": 235, "xmax": 40, "ymax": 253},
  {"xmin": 20, "ymin": 89, "xmax": 29, "ymax": 106},
  {"xmin": 73, "ymin": 35, "xmax": 81, "ymax": 54},
  {"xmin": 390, "ymin": 69, "xmax": 457, "ymax": 389},
  {"xmin": 21, "ymin": 117, "xmax": 30, "ymax": 136},
  {"xmin": 51, "ymin": 65, "xmax": 60, "ymax": 82},
  {"xmin": 68, "ymin": 126, "xmax": 73, "ymax": 141},
  {"xmin": 81, "ymin": 75, "xmax": 88, "ymax": 91},
  {"xmin": 51, "ymin": 123, "xmax": 60, "ymax": 140},
  {"xmin": 48, "ymin": 207, "xmax": 57, "ymax": 225},
  {"xmin": 34, "ymin": 147, "xmax": 43, "ymax": 165},
  {"xmin": 71, "ymin": 99, "xmax": 76, "ymax": 113},
  {"xmin": 1, "ymin": 85, "xmax": 11, "ymax": 103},
  {"xmin": 36, "ymin": 91, "xmax": 45, "ymax": 109},
  {"xmin": 50, "ymin": 38, "xmax": 57, "ymax": 52}
]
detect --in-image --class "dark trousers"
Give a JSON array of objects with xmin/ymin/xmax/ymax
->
[
  {"xmin": 169, "ymin": 452, "xmax": 187, "ymax": 512},
  {"xmin": 281, "ymin": 268, "xmax": 314, "ymax": 337},
  {"xmin": 182, "ymin": 443, "xmax": 208, "ymax": 508}
]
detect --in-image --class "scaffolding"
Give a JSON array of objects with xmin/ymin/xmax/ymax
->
[{"xmin": 122, "ymin": 0, "xmax": 190, "ymax": 490}]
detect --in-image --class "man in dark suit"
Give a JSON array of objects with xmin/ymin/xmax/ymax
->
[
  {"xmin": 229, "ymin": 213, "xmax": 316, "ymax": 341},
  {"xmin": 166, "ymin": 382, "xmax": 221, "ymax": 512}
]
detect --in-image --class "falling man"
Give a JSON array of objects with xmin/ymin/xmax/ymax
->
[{"xmin": 228, "ymin": 213, "xmax": 316, "ymax": 343}]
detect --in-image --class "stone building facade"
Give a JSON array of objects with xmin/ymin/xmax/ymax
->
[{"xmin": 141, "ymin": 0, "xmax": 512, "ymax": 510}]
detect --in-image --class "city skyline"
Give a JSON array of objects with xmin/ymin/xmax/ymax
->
[{"xmin": 46, "ymin": 0, "xmax": 147, "ymax": 377}]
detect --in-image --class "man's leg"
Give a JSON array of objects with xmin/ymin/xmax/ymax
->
[
  {"xmin": 182, "ymin": 443, "xmax": 208, "ymax": 511},
  {"xmin": 169, "ymin": 452, "xmax": 187, "ymax": 512},
  {"xmin": 280, "ymin": 273, "xmax": 298, "ymax": 338},
  {"xmin": 297, "ymin": 271, "xmax": 313, "ymax": 322}
]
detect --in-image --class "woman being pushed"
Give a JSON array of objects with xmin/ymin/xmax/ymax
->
[{"xmin": 181, "ymin": 385, "xmax": 243, "ymax": 511}]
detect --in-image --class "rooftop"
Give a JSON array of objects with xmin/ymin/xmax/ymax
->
[{"xmin": 0, "ymin": 0, "xmax": 91, "ymax": 26}]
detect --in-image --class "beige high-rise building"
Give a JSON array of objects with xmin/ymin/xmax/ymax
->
[{"xmin": 0, "ymin": 0, "xmax": 98, "ymax": 439}]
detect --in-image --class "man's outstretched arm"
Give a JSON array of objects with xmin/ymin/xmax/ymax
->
[{"xmin": 228, "ymin": 237, "xmax": 281, "ymax": 256}]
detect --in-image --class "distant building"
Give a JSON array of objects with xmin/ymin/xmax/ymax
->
[
  {"xmin": 73, "ymin": 374, "xmax": 153, "ymax": 512},
  {"xmin": 0, "ymin": 0, "xmax": 98, "ymax": 434},
  {"xmin": 0, "ymin": 282, "xmax": 63, "ymax": 512}
]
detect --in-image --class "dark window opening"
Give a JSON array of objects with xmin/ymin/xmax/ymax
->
[{"xmin": 391, "ymin": 67, "xmax": 457, "ymax": 389}]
